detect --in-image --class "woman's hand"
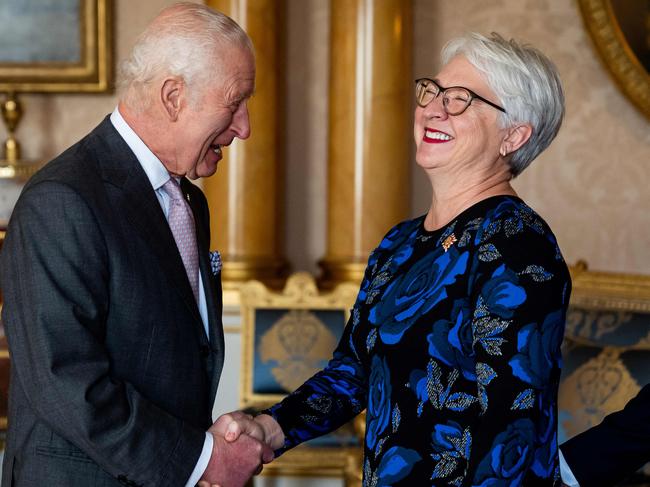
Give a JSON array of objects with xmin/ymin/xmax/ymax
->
[{"xmin": 212, "ymin": 410, "xmax": 286, "ymax": 451}]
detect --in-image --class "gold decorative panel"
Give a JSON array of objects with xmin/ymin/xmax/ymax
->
[{"xmin": 239, "ymin": 272, "xmax": 362, "ymax": 483}]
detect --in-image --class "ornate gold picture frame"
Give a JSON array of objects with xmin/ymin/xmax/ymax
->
[
  {"xmin": 0, "ymin": 0, "xmax": 112, "ymax": 93},
  {"xmin": 578, "ymin": 0, "xmax": 650, "ymax": 119},
  {"xmin": 239, "ymin": 272, "xmax": 358, "ymax": 408},
  {"xmin": 239, "ymin": 273, "xmax": 363, "ymax": 483}
]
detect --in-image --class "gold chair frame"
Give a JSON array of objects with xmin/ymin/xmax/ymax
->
[{"xmin": 570, "ymin": 261, "xmax": 650, "ymax": 312}]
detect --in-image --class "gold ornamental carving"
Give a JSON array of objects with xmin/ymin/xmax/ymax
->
[
  {"xmin": 559, "ymin": 347, "xmax": 639, "ymax": 438},
  {"xmin": 259, "ymin": 309, "xmax": 337, "ymax": 392},
  {"xmin": 240, "ymin": 272, "xmax": 358, "ymax": 407}
]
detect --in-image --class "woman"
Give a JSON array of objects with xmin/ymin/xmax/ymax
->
[{"xmin": 220, "ymin": 32, "xmax": 570, "ymax": 486}]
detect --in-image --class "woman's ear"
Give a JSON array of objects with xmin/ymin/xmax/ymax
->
[
  {"xmin": 500, "ymin": 124, "xmax": 533, "ymax": 156},
  {"xmin": 160, "ymin": 77, "xmax": 185, "ymax": 121}
]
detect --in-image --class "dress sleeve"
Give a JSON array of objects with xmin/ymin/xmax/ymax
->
[
  {"xmin": 264, "ymin": 250, "xmax": 383, "ymax": 454},
  {"xmin": 464, "ymin": 226, "xmax": 570, "ymax": 485}
]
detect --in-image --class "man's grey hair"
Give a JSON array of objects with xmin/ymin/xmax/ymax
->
[
  {"xmin": 118, "ymin": 2, "xmax": 253, "ymax": 111},
  {"xmin": 442, "ymin": 32, "xmax": 565, "ymax": 177}
]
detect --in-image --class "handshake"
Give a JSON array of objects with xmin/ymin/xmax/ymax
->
[{"xmin": 198, "ymin": 411, "xmax": 285, "ymax": 487}]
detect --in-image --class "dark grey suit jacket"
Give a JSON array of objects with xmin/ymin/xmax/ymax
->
[
  {"xmin": 561, "ymin": 384, "xmax": 650, "ymax": 487},
  {"xmin": 0, "ymin": 117, "xmax": 225, "ymax": 486}
]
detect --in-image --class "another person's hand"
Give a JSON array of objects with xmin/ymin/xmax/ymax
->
[
  {"xmin": 213, "ymin": 411, "xmax": 285, "ymax": 451},
  {"xmin": 212, "ymin": 411, "xmax": 265, "ymax": 443},
  {"xmin": 199, "ymin": 432, "xmax": 272, "ymax": 487}
]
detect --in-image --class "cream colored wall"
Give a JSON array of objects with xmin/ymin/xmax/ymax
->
[{"xmin": 2, "ymin": 0, "xmax": 649, "ymax": 276}]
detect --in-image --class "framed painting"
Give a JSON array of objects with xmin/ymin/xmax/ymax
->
[
  {"xmin": 0, "ymin": 0, "xmax": 112, "ymax": 93},
  {"xmin": 239, "ymin": 273, "xmax": 364, "ymax": 483}
]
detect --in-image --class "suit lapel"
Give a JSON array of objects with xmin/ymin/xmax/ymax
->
[
  {"xmin": 93, "ymin": 118, "xmax": 203, "ymax": 328},
  {"xmin": 121, "ymin": 177, "xmax": 203, "ymax": 326},
  {"xmin": 185, "ymin": 180, "xmax": 225, "ymax": 401}
]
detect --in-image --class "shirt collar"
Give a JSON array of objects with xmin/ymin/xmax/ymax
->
[{"xmin": 110, "ymin": 107, "xmax": 170, "ymax": 191}]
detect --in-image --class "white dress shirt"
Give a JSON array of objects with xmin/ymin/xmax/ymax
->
[
  {"xmin": 559, "ymin": 449, "xmax": 580, "ymax": 486},
  {"xmin": 110, "ymin": 108, "xmax": 213, "ymax": 486}
]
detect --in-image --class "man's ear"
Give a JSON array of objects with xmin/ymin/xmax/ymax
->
[
  {"xmin": 160, "ymin": 77, "xmax": 185, "ymax": 121},
  {"xmin": 500, "ymin": 123, "xmax": 533, "ymax": 156}
]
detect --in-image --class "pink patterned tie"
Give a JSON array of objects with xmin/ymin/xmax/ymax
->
[{"xmin": 163, "ymin": 178, "xmax": 199, "ymax": 302}]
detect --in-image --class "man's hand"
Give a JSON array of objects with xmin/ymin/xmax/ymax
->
[
  {"xmin": 199, "ymin": 432, "xmax": 273, "ymax": 487},
  {"xmin": 212, "ymin": 411, "xmax": 266, "ymax": 444},
  {"xmin": 213, "ymin": 411, "xmax": 285, "ymax": 451}
]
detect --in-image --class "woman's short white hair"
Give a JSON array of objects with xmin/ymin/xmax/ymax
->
[
  {"xmin": 119, "ymin": 2, "xmax": 253, "ymax": 111},
  {"xmin": 442, "ymin": 32, "xmax": 565, "ymax": 176}
]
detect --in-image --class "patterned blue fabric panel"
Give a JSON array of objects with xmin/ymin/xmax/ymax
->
[{"xmin": 566, "ymin": 307, "xmax": 650, "ymax": 347}]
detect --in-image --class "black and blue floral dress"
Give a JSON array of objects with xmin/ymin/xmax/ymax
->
[{"xmin": 267, "ymin": 195, "xmax": 571, "ymax": 486}]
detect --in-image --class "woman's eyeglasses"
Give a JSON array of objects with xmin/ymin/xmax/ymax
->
[{"xmin": 415, "ymin": 78, "xmax": 506, "ymax": 116}]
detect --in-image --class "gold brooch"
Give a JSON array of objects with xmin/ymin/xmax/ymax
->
[{"xmin": 441, "ymin": 233, "xmax": 457, "ymax": 252}]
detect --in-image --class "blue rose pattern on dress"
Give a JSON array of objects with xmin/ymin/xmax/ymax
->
[
  {"xmin": 473, "ymin": 418, "xmax": 537, "ymax": 486},
  {"xmin": 368, "ymin": 247, "xmax": 469, "ymax": 345},
  {"xmin": 367, "ymin": 355, "xmax": 392, "ymax": 449},
  {"xmin": 431, "ymin": 420, "xmax": 472, "ymax": 481},
  {"xmin": 264, "ymin": 196, "xmax": 569, "ymax": 486},
  {"xmin": 375, "ymin": 446, "xmax": 421, "ymax": 486},
  {"xmin": 428, "ymin": 300, "xmax": 476, "ymax": 380},
  {"xmin": 509, "ymin": 310, "xmax": 564, "ymax": 389},
  {"xmin": 478, "ymin": 264, "xmax": 527, "ymax": 320}
]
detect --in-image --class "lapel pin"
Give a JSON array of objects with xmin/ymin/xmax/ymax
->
[{"xmin": 441, "ymin": 233, "xmax": 457, "ymax": 252}]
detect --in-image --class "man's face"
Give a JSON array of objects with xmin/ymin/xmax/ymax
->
[{"xmin": 168, "ymin": 47, "xmax": 255, "ymax": 180}]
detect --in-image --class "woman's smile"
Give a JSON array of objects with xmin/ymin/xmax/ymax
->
[{"xmin": 423, "ymin": 128, "xmax": 454, "ymax": 144}]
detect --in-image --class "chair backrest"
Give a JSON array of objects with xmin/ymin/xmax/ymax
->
[{"xmin": 559, "ymin": 263, "xmax": 650, "ymax": 446}]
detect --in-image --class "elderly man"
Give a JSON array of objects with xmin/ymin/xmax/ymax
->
[{"xmin": 0, "ymin": 3, "xmax": 270, "ymax": 486}]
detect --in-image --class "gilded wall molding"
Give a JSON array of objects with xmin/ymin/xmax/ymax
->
[{"xmin": 577, "ymin": 0, "xmax": 650, "ymax": 119}]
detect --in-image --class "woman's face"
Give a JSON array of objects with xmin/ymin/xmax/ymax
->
[{"xmin": 414, "ymin": 55, "xmax": 506, "ymax": 173}]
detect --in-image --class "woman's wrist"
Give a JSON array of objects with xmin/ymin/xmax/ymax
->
[{"xmin": 255, "ymin": 413, "xmax": 285, "ymax": 450}]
